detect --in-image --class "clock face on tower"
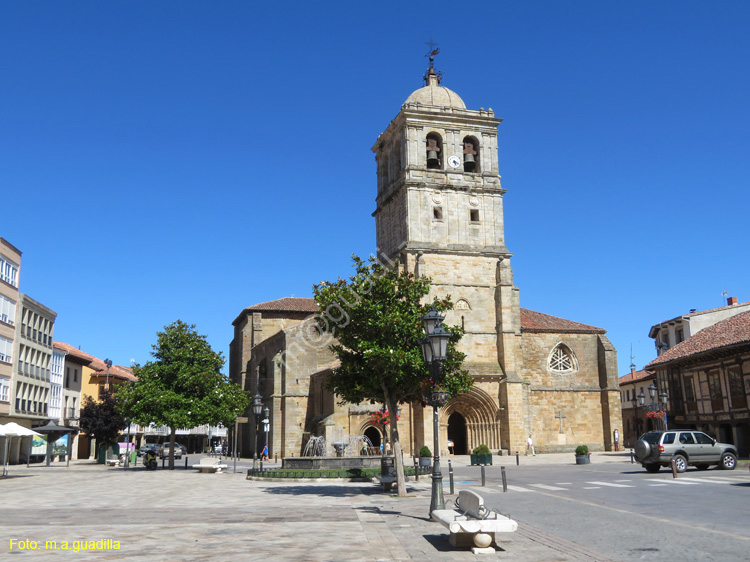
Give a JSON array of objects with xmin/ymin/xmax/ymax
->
[{"xmin": 448, "ymin": 155, "xmax": 461, "ymax": 168}]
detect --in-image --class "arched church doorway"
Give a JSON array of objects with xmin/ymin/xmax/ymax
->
[
  {"xmin": 448, "ymin": 412, "xmax": 468, "ymax": 455},
  {"xmin": 364, "ymin": 427, "xmax": 381, "ymax": 448}
]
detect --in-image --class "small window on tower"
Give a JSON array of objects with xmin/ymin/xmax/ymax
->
[
  {"xmin": 470, "ymin": 209, "xmax": 480, "ymax": 223},
  {"xmin": 433, "ymin": 207, "xmax": 443, "ymax": 220}
]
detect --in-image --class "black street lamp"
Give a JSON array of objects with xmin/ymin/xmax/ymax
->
[
  {"xmin": 641, "ymin": 383, "xmax": 669, "ymax": 430},
  {"xmin": 252, "ymin": 393, "xmax": 263, "ymax": 469},
  {"xmin": 420, "ymin": 307, "xmax": 451, "ymax": 516},
  {"xmin": 262, "ymin": 406, "xmax": 270, "ymax": 461}
]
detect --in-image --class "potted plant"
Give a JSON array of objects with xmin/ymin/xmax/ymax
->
[
  {"xmin": 470, "ymin": 444, "xmax": 493, "ymax": 466},
  {"xmin": 418, "ymin": 446, "xmax": 432, "ymax": 467},
  {"xmin": 575, "ymin": 445, "xmax": 590, "ymax": 465}
]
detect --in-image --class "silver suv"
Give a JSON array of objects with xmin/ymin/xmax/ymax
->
[{"xmin": 634, "ymin": 430, "xmax": 737, "ymax": 473}]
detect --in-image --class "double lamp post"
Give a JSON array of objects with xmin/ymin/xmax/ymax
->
[
  {"xmin": 631, "ymin": 382, "xmax": 669, "ymax": 432},
  {"xmin": 420, "ymin": 308, "xmax": 451, "ymax": 515}
]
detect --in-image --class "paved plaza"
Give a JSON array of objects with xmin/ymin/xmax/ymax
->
[{"xmin": 1, "ymin": 453, "xmax": 638, "ymax": 561}]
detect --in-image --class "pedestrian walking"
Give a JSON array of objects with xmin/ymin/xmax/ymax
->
[
  {"xmin": 261, "ymin": 444, "xmax": 269, "ymax": 461},
  {"xmin": 525, "ymin": 435, "xmax": 535, "ymax": 456}
]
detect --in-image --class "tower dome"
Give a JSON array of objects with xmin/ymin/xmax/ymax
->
[{"xmin": 404, "ymin": 66, "xmax": 465, "ymax": 109}]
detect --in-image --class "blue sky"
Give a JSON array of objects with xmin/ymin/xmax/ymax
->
[{"xmin": 2, "ymin": 2, "xmax": 748, "ymax": 373}]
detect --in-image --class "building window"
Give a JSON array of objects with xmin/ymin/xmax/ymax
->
[
  {"xmin": 0, "ymin": 255, "xmax": 19, "ymax": 287},
  {"xmin": 0, "ymin": 377, "xmax": 9, "ymax": 402},
  {"xmin": 676, "ymin": 329, "xmax": 684, "ymax": 343},
  {"xmin": 469, "ymin": 209, "xmax": 480, "ymax": 223},
  {"xmin": 728, "ymin": 367, "xmax": 746, "ymax": 409},
  {"xmin": 74, "ymin": 368, "xmax": 78, "ymax": 383},
  {"xmin": 0, "ymin": 336, "xmax": 12, "ymax": 363},
  {"xmin": 0, "ymin": 294, "xmax": 15, "ymax": 325},
  {"xmin": 684, "ymin": 376, "xmax": 698, "ymax": 413},
  {"xmin": 547, "ymin": 344, "xmax": 577, "ymax": 374},
  {"xmin": 708, "ymin": 371, "xmax": 723, "ymax": 411},
  {"xmin": 433, "ymin": 207, "xmax": 443, "ymax": 220}
]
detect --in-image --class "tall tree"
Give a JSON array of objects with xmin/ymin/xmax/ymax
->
[
  {"xmin": 313, "ymin": 255, "xmax": 471, "ymax": 496},
  {"xmin": 79, "ymin": 389, "xmax": 127, "ymax": 463},
  {"xmin": 118, "ymin": 320, "xmax": 250, "ymax": 469}
]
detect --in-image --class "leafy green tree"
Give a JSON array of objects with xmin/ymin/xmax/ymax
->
[
  {"xmin": 79, "ymin": 389, "xmax": 127, "ymax": 463},
  {"xmin": 313, "ymin": 255, "xmax": 471, "ymax": 496},
  {"xmin": 118, "ymin": 320, "xmax": 250, "ymax": 469}
]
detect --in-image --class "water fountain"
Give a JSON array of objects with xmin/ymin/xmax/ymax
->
[{"xmin": 285, "ymin": 433, "xmax": 381, "ymax": 470}]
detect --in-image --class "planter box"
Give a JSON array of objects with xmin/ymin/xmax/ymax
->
[
  {"xmin": 470, "ymin": 453, "xmax": 493, "ymax": 466},
  {"xmin": 418, "ymin": 457, "xmax": 431, "ymax": 467},
  {"xmin": 575, "ymin": 454, "xmax": 590, "ymax": 465}
]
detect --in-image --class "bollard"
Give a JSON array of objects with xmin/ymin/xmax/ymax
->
[
  {"xmin": 162, "ymin": 458, "xmax": 166, "ymax": 469},
  {"xmin": 630, "ymin": 449, "xmax": 634, "ymax": 463},
  {"xmin": 275, "ymin": 453, "xmax": 278, "ymax": 464},
  {"xmin": 448, "ymin": 459, "xmax": 454, "ymax": 495},
  {"xmin": 501, "ymin": 466, "xmax": 507, "ymax": 493},
  {"xmin": 516, "ymin": 451, "xmax": 520, "ymax": 466},
  {"xmin": 481, "ymin": 464, "xmax": 486, "ymax": 487},
  {"xmin": 413, "ymin": 457, "xmax": 419, "ymax": 482},
  {"xmin": 671, "ymin": 458, "xmax": 677, "ymax": 478},
  {"xmin": 260, "ymin": 460, "xmax": 264, "ymax": 472},
  {"xmin": 185, "ymin": 457, "xmax": 188, "ymax": 469}
]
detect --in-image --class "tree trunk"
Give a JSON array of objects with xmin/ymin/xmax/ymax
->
[
  {"xmin": 384, "ymin": 389, "xmax": 407, "ymax": 497},
  {"xmin": 169, "ymin": 428, "xmax": 176, "ymax": 470}
]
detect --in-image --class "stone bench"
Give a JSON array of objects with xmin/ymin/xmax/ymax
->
[
  {"xmin": 192, "ymin": 457, "xmax": 228, "ymax": 473},
  {"xmin": 431, "ymin": 490, "xmax": 518, "ymax": 554}
]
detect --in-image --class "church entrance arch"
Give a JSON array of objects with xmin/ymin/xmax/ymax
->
[
  {"xmin": 442, "ymin": 386, "xmax": 501, "ymax": 452},
  {"xmin": 448, "ymin": 412, "xmax": 468, "ymax": 455},
  {"xmin": 364, "ymin": 426, "xmax": 381, "ymax": 448}
]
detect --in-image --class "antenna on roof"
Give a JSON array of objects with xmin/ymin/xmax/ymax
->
[
  {"xmin": 629, "ymin": 344, "xmax": 635, "ymax": 370},
  {"xmin": 721, "ymin": 290, "xmax": 728, "ymax": 306}
]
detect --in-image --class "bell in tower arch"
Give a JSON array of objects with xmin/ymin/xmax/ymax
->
[
  {"xmin": 463, "ymin": 140, "xmax": 477, "ymax": 172},
  {"xmin": 426, "ymin": 137, "xmax": 441, "ymax": 169}
]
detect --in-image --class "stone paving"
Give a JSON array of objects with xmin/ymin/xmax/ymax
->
[{"xmin": 0, "ymin": 453, "xmax": 630, "ymax": 561}]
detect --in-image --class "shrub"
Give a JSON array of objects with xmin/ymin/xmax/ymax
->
[
  {"xmin": 419, "ymin": 446, "xmax": 432, "ymax": 457},
  {"xmin": 473, "ymin": 444, "xmax": 491, "ymax": 455},
  {"xmin": 575, "ymin": 445, "xmax": 589, "ymax": 456}
]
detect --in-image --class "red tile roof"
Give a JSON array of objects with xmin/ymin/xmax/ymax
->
[
  {"xmin": 54, "ymin": 341, "xmax": 137, "ymax": 381},
  {"xmin": 619, "ymin": 369, "xmax": 654, "ymax": 386},
  {"xmin": 243, "ymin": 297, "xmax": 318, "ymax": 313},
  {"xmin": 646, "ymin": 310, "xmax": 750, "ymax": 369},
  {"xmin": 520, "ymin": 308, "xmax": 605, "ymax": 334}
]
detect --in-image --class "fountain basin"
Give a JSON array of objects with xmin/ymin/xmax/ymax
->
[{"xmin": 283, "ymin": 456, "xmax": 385, "ymax": 470}]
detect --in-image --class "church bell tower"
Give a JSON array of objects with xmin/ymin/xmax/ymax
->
[{"xmin": 372, "ymin": 55, "xmax": 522, "ymax": 386}]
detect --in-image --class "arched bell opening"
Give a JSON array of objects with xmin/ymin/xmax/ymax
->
[
  {"xmin": 425, "ymin": 132, "xmax": 443, "ymax": 169},
  {"xmin": 462, "ymin": 136, "xmax": 480, "ymax": 173},
  {"xmin": 447, "ymin": 411, "xmax": 468, "ymax": 455}
]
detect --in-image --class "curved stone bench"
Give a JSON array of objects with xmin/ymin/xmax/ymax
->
[
  {"xmin": 192, "ymin": 457, "xmax": 228, "ymax": 473},
  {"xmin": 431, "ymin": 490, "xmax": 517, "ymax": 554}
]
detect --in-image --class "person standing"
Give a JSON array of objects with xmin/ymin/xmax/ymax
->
[{"xmin": 526, "ymin": 435, "xmax": 535, "ymax": 456}]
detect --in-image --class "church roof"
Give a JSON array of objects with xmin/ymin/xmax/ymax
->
[
  {"xmin": 404, "ymin": 63, "xmax": 465, "ymax": 109},
  {"xmin": 243, "ymin": 297, "xmax": 318, "ymax": 313},
  {"xmin": 646, "ymin": 310, "xmax": 750, "ymax": 369},
  {"xmin": 618, "ymin": 368, "xmax": 654, "ymax": 386},
  {"xmin": 520, "ymin": 308, "xmax": 606, "ymax": 334},
  {"xmin": 405, "ymin": 83, "xmax": 465, "ymax": 109}
]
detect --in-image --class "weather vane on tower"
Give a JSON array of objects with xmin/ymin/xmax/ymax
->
[{"xmin": 423, "ymin": 38, "xmax": 442, "ymax": 85}]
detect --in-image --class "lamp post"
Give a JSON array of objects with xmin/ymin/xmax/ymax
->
[
  {"xmin": 420, "ymin": 307, "xmax": 451, "ymax": 516},
  {"xmin": 104, "ymin": 358, "xmax": 112, "ymax": 392},
  {"xmin": 252, "ymin": 393, "xmax": 263, "ymax": 470},
  {"xmin": 641, "ymin": 383, "xmax": 669, "ymax": 430},
  {"xmin": 262, "ymin": 406, "xmax": 270, "ymax": 461},
  {"xmin": 630, "ymin": 395, "xmax": 639, "ymax": 443}
]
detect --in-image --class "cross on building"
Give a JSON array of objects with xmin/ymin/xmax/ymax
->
[{"xmin": 555, "ymin": 410, "xmax": 567, "ymax": 434}]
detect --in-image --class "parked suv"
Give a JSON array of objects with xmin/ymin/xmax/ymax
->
[
  {"xmin": 634, "ymin": 430, "xmax": 737, "ymax": 473},
  {"xmin": 158, "ymin": 443, "xmax": 183, "ymax": 460}
]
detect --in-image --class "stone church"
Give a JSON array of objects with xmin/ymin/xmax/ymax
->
[{"xmin": 229, "ymin": 60, "xmax": 622, "ymax": 459}]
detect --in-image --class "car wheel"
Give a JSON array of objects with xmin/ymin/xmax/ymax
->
[
  {"xmin": 720, "ymin": 452, "xmax": 737, "ymax": 470},
  {"xmin": 696, "ymin": 464, "xmax": 709, "ymax": 470},
  {"xmin": 645, "ymin": 463, "xmax": 661, "ymax": 473},
  {"xmin": 672, "ymin": 454, "xmax": 688, "ymax": 473}
]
